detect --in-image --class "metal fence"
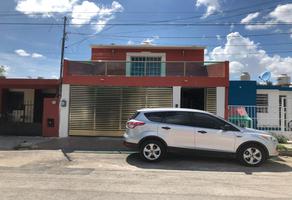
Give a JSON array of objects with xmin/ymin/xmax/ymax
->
[
  {"xmin": 0, "ymin": 101, "xmax": 34, "ymax": 124},
  {"xmin": 67, "ymin": 61, "xmax": 226, "ymax": 77},
  {"xmin": 228, "ymin": 105, "xmax": 292, "ymax": 139}
]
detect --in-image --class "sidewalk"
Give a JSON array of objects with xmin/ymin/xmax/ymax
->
[{"xmin": 0, "ymin": 136, "xmax": 131, "ymax": 152}]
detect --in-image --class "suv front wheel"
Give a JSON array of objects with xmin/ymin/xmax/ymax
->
[
  {"xmin": 237, "ymin": 144, "xmax": 267, "ymax": 167},
  {"xmin": 140, "ymin": 140, "xmax": 166, "ymax": 162}
]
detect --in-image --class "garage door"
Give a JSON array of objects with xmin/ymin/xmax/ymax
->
[{"xmin": 69, "ymin": 86, "xmax": 172, "ymax": 136}]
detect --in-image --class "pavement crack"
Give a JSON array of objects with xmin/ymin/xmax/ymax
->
[{"xmin": 61, "ymin": 149, "xmax": 72, "ymax": 162}]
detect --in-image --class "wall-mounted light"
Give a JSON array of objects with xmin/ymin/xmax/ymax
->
[{"xmin": 61, "ymin": 99, "xmax": 67, "ymax": 107}]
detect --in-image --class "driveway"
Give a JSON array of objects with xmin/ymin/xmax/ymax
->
[{"xmin": 0, "ymin": 150, "xmax": 292, "ymax": 200}]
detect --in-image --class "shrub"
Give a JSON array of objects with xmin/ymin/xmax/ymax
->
[{"xmin": 273, "ymin": 134, "xmax": 289, "ymax": 144}]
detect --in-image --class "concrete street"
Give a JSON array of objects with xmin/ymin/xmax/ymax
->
[{"xmin": 0, "ymin": 150, "xmax": 292, "ymax": 200}]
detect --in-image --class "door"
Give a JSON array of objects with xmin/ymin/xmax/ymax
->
[
  {"xmin": 192, "ymin": 112, "xmax": 238, "ymax": 152},
  {"xmin": 158, "ymin": 111, "xmax": 195, "ymax": 149},
  {"xmin": 181, "ymin": 88, "xmax": 205, "ymax": 110}
]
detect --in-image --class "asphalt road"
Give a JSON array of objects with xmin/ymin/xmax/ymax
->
[{"xmin": 0, "ymin": 150, "xmax": 292, "ymax": 200}]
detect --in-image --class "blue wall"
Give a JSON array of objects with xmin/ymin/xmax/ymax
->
[{"xmin": 229, "ymin": 81, "xmax": 257, "ymax": 106}]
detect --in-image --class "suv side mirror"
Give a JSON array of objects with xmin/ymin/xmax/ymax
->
[{"xmin": 221, "ymin": 124, "xmax": 231, "ymax": 131}]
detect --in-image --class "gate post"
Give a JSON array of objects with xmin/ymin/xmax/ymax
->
[{"xmin": 42, "ymin": 98, "xmax": 59, "ymax": 137}]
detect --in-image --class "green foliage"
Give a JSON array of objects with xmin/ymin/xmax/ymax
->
[
  {"xmin": 277, "ymin": 144, "xmax": 288, "ymax": 151},
  {"xmin": 0, "ymin": 65, "xmax": 6, "ymax": 76},
  {"xmin": 273, "ymin": 134, "xmax": 289, "ymax": 144}
]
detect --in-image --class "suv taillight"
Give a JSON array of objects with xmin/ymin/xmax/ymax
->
[{"xmin": 126, "ymin": 120, "xmax": 145, "ymax": 129}]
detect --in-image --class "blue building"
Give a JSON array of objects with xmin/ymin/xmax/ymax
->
[{"xmin": 229, "ymin": 80, "xmax": 292, "ymax": 139}]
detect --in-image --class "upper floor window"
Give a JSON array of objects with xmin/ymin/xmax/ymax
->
[
  {"xmin": 130, "ymin": 56, "xmax": 162, "ymax": 76},
  {"xmin": 256, "ymin": 94, "xmax": 268, "ymax": 113}
]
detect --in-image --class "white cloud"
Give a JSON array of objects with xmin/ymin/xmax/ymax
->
[
  {"xmin": 127, "ymin": 40, "xmax": 135, "ymax": 45},
  {"xmin": 216, "ymin": 34, "xmax": 221, "ymax": 41},
  {"xmin": 15, "ymin": 0, "xmax": 124, "ymax": 32},
  {"xmin": 15, "ymin": 49, "xmax": 44, "ymax": 59},
  {"xmin": 229, "ymin": 61, "xmax": 244, "ymax": 74},
  {"xmin": 15, "ymin": 0, "xmax": 78, "ymax": 17},
  {"xmin": 240, "ymin": 12, "xmax": 274, "ymax": 30},
  {"xmin": 196, "ymin": 0, "xmax": 220, "ymax": 18},
  {"xmin": 241, "ymin": 4, "xmax": 292, "ymax": 31},
  {"xmin": 269, "ymin": 3, "xmax": 292, "ymax": 23},
  {"xmin": 71, "ymin": 1, "xmax": 100, "ymax": 26},
  {"xmin": 15, "ymin": 49, "xmax": 30, "ymax": 57},
  {"xmin": 31, "ymin": 53, "xmax": 44, "ymax": 58},
  {"xmin": 209, "ymin": 32, "xmax": 292, "ymax": 80},
  {"xmin": 141, "ymin": 38, "xmax": 155, "ymax": 45},
  {"xmin": 241, "ymin": 12, "xmax": 260, "ymax": 24}
]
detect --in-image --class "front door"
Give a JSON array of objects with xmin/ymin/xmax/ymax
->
[
  {"xmin": 158, "ymin": 111, "xmax": 195, "ymax": 149},
  {"xmin": 192, "ymin": 112, "xmax": 237, "ymax": 152}
]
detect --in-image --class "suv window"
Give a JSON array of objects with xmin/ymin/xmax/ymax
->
[
  {"xmin": 163, "ymin": 111, "xmax": 192, "ymax": 126},
  {"xmin": 144, "ymin": 112, "xmax": 164, "ymax": 123},
  {"xmin": 192, "ymin": 112, "xmax": 239, "ymax": 131}
]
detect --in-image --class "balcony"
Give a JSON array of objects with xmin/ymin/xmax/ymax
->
[{"xmin": 66, "ymin": 61, "xmax": 227, "ymax": 78}]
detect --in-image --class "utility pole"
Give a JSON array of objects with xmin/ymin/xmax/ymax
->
[{"xmin": 59, "ymin": 16, "xmax": 67, "ymax": 97}]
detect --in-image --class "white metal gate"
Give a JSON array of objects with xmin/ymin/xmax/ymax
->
[{"xmin": 228, "ymin": 104, "xmax": 292, "ymax": 139}]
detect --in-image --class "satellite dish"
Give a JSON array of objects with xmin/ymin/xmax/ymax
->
[{"xmin": 259, "ymin": 71, "xmax": 271, "ymax": 83}]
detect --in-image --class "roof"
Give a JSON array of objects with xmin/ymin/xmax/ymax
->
[
  {"xmin": 0, "ymin": 78, "xmax": 60, "ymax": 89},
  {"xmin": 91, "ymin": 44, "xmax": 205, "ymax": 50},
  {"xmin": 137, "ymin": 107, "xmax": 209, "ymax": 114},
  {"xmin": 256, "ymin": 85, "xmax": 292, "ymax": 91}
]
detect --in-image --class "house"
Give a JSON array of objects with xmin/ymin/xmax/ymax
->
[
  {"xmin": 59, "ymin": 44, "xmax": 229, "ymax": 137},
  {"xmin": 229, "ymin": 75, "xmax": 292, "ymax": 139},
  {"xmin": 0, "ymin": 78, "xmax": 59, "ymax": 136}
]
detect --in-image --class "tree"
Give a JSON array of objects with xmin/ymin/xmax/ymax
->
[{"xmin": 0, "ymin": 65, "xmax": 6, "ymax": 76}]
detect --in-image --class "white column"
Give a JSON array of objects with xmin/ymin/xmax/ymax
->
[
  {"xmin": 173, "ymin": 86, "xmax": 181, "ymax": 108},
  {"xmin": 59, "ymin": 84, "xmax": 70, "ymax": 138},
  {"xmin": 216, "ymin": 87, "xmax": 225, "ymax": 117}
]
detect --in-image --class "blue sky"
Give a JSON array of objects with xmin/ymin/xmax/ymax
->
[{"xmin": 0, "ymin": 0, "xmax": 292, "ymax": 80}]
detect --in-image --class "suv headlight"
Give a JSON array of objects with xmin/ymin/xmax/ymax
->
[{"xmin": 259, "ymin": 134, "xmax": 278, "ymax": 144}]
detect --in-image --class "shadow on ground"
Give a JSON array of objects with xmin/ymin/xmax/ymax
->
[
  {"xmin": 35, "ymin": 137, "xmax": 130, "ymax": 153},
  {"xmin": 126, "ymin": 153, "xmax": 292, "ymax": 174}
]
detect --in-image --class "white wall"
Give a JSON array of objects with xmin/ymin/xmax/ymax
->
[
  {"xmin": 216, "ymin": 87, "xmax": 225, "ymax": 118},
  {"xmin": 257, "ymin": 89, "xmax": 279, "ymax": 127},
  {"xmin": 59, "ymin": 84, "xmax": 70, "ymax": 137},
  {"xmin": 172, "ymin": 86, "xmax": 181, "ymax": 108}
]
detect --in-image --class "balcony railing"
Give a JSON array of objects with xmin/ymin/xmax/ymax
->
[{"xmin": 66, "ymin": 61, "xmax": 226, "ymax": 77}]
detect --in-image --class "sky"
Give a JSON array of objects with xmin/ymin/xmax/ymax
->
[{"xmin": 0, "ymin": 0, "xmax": 292, "ymax": 81}]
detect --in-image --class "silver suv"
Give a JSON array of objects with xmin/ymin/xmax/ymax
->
[{"xmin": 123, "ymin": 108, "xmax": 278, "ymax": 167}]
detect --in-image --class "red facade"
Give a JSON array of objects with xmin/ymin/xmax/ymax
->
[{"xmin": 63, "ymin": 45, "xmax": 229, "ymax": 89}]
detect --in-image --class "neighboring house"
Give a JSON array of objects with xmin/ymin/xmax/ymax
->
[
  {"xmin": 229, "ymin": 80, "xmax": 292, "ymax": 139},
  {"xmin": 0, "ymin": 79, "xmax": 59, "ymax": 136},
  {"xmin": 59, "ymin": 45, "xmax": 229, "ymax": 137}
]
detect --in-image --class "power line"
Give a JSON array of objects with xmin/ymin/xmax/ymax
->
[
  {"xmin": 68, "ymin": 31, "xmax": 292, "ymax": 39},
  {"xmin": 0, "ymin": 22, "xmax": 291, "ymax": 26}
]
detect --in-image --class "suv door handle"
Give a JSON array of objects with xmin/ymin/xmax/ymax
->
[
  {"xmin": 198, "ymin": 130, "xmax": 207, "ymax": 134},
  {"xmin": 162, "ymin": 126, "xmax": 171, "ymax": 130}
]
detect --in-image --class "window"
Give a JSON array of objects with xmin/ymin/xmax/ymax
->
[
  {"xmin": 144, "ymin": 112, "xmax": 164, "ymax": 123},
  {"xmin": 130, "ymin": 57, "xmax": 162, "ymax": 76},
  {"xmin": 192, "ymin": 112, "xmax": 239, "ymax": 131},
  {"xmin": 163, "ymin": 111, "xmax": 193, "ymax": 126},
  {"xmin": 256, "ymin": 94, "xmax": 268, "ymax": 113}
]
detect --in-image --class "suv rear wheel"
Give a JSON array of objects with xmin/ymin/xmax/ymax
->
[
  {"xmin": 237, "ymin": 143, "xmax": 267, "ymax": 167},
  {"xmin": 140, "ymin": 140, "xmax": 166, "ymax": 162}
]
